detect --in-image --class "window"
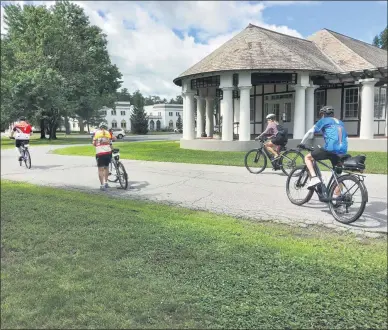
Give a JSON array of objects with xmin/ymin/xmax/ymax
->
[
  {"xmin": 111, "ymin": 110, "xmax": 116, "ymax": 116},
  {"xmin": 284, "ymin": 102, "xmax": 292, "ymax": 122},
  {"xmin": 264, "ymin": 103, "xmax": 269, "ymax": 117},
  {"xmin": 250, "ymin": 97, "xmax": 254, "ymax": 122},
  {"xmin": 72, "ymin": 123, "xmax": 76, "ymax": 128},
  {"xmin": 101, "ymin": 110, "xmax": 107, "ymax": 116},
  {"xmin": 374, "ymin": 87, "xmax": 386, "ymax": 119},
  {"xmin": 158, "ymin": 112, "xmax": 162, "ymax": 116},
  {"xmin": 111, "ymin": 120, "xmax": 117, "ymax": 128},
  {"xmin": 344, "ymin": 88, "xmax": 359, "ymax": 119},
  {"xmin": 121, "ymin": 111, "xmax": 125, "ymax": 116},
  {"xmin": 315, "ymin": 90, "xmax": 326, "ymax": 119},
  {"xmin": 272, "ymin": 104, "xmax": 280, "ymax": 121},
  {"xmin": 176, "ymin": 112, "xmax": 179, "ymax": 116},
  {"xmin": 169, "ymin": 112, "xmax": 173, "ymax": 116},
  {"xmin": 191, "ymin": 75, "xmax": 220, "ymax": 89},
  {"xmin": 121, "ymin": 120, "xmax": 126, "ymax": 129}
]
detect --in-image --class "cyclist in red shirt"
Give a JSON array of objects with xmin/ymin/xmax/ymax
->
[{"xmin": 10, "ymin": 116, "xmax": 33, "ymax": 161}]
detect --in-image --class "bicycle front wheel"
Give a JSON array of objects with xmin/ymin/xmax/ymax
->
[
  {"xmin": 280, "ymin": 149, "xmax": 305, "ymax": 176},
  {"xmin": 116, "ymin": 161, "xmax": 128, "ymax": 189},
  {"xmin": 328, "ymin": 174, "xmax": 367, "ymax": 224},
  {"xmin": 286, "ymin": 165, "xmax": 314, "ymax": 205},
  {"xmin": 244, "ymin": 149, "xmax": 267, "ymax": 174},
  {"xmin": 24, "ymin": 149, "xmax": 31, "ymax": 169}
]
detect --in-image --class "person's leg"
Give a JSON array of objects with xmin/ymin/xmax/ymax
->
[
  {"xmin": 15, "ymin": 140, "xmax": 23, "ymax": 161},
  {"xmin": 265, "ymin": 141, "xmax": 278, "ymax": 157},
  {"xmin": 96, "ymin": 156, "xmax": 106, "ymax": 190},
  {"xmin": 305, "ymin": 153, "xmax": 316, "ymax": 177},
  {"xmin": 306, "ymin": 148, "xmax": 329, "ymax": 188}
]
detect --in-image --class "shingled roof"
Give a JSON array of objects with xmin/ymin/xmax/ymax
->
[
  {"xmin": 174, "ymin": 24, "xmax": 388, "ymax": 86},
  {"xmin": 307, "ymin": 29, "xmax": 388, "ymax": 72},
  {"xmin": 173, "ymin": 24, "xmax": 341, "ymax": 85}
]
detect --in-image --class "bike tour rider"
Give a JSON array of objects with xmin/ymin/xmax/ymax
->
[
  {"xmin": 298, "ymin": 105, "xmax": 348, "ymax": 190},
  {"xmin": 9, "ymin": 116, "xmax": 33, "ymax": 162},
  {"xmin": 92, "ymin": 123, "xmax": 116, "ymax": 191},
  {"xmin": 255, "ymin": 113, "xmax": 287, "ymax": 162}
]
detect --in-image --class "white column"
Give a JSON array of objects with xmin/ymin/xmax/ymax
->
[
  {"xmin": 239, "ymin": 86, "xmax": 251, "ymax": 141},
  {"xmin": 195, "ymin": 96, "xmax": 205, "ymax": 138},
  {"xmin": 305, "ymin": 84, "xmax": 318, "ymax": 131},
  {"xmin": 384, "ymin": 85, "xmax": 388, "ymax": 137},
  {"xmin": 182, "ymin": 92, "xmax": 187, "ymax": 138},
  {"xmin": 205, "ymin": 97, "xmax": 214, "ymax": 138},
  {"xmin": 183, "ymin": 91, "xmax": 195, "ymax": 140},
  {"xmin": 292, "ymin": 85, "xmax": 307, "ymax": 139},
  {"xmin": 358, "ymin": 78, "xmax": 379, "ymax": 139},
  {"xmin": 221, "ymin": 87, "xmax": 234, "ymax": 141}
]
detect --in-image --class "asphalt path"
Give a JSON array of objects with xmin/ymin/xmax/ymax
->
[{"xmin": 1, "ymin": 144, "xmax": 386, "ymax": 237}]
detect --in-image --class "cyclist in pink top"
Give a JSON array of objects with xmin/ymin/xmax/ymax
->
[{"xmin": 255, "ymin": 113, "xmax": 284, "ymax": 160}]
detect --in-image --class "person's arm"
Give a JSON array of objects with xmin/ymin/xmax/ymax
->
[
  {"xmin": 259, "ymin": 123, "xmax": 272, "ymax": 138},
  {"xmin": 300, "ymin": 126, "xmax": 315, "ymax": 145}
]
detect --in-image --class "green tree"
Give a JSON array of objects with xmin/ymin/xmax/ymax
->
[
  {"xmin": 176, "ymin": 113, "xmax": 183, "ymax": 132},
  {"xmin": 130, "ymin": 105, "xmax": 148, "ymax": 134},
  {"xmin": 117, "ymin": 88, "xmax": 131, "ymax": 102},
  {"xmin": 372, "ymin": 27, "xmax": 388, "ymax": 50}
]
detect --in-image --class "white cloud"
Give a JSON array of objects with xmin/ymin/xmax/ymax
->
[{"xmin": 1, "ymin": 0, "xmax": 308, "ymax": 99}]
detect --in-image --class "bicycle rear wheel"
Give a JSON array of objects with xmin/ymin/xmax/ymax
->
[
  {"xmin": 280, "ymin": 149, "xmax": 304, "ymax": 176},
  {"xmin": 244, "ymin": 149, "xmax": 267, "ymax": 174},
  {"xmin": 116, "ymin": 161, "xmax": 128, "ymax": 189},
  {"xmin": 24, "ymin": 149, "xmax": 31, "ymax": 169},
  {"xmin": 108, "ymin": 161, "xmax": 119, "ymax": 183},
  {"xmin": 328, "ymin": 174, "xmax": 367, "ymax": 224},
  {"xmin": 286, "ymin": 166, "xmax": 314, "ymax": 205}
]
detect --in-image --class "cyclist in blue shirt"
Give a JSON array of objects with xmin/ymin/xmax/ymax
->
[{"xmin": 299, "ymin": 105, "xmax": 348, "ymax": 189}]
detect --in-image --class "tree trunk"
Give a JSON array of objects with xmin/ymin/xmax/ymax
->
[
  {"xmin": 79, "ymin": 119, "xmax": 85, "ymax": 133},
  {"xmin": 40, "ymin": 118, "xmax": 46, "ymax": 139},
  {"xmin": 87, "ymin": 122, "xmax": 90, "ymax": 133},
  {"xmin": 65, "ymin": 116, "xmax": 71, "ymax": 135}
]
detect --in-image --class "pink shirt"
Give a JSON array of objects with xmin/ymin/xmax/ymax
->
[{"xmin": 260, "ymin": 122, "xmax": 278, "ymax": 138}]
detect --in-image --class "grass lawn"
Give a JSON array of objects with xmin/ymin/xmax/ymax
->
[
  {"xmin": 53, "ymin": 140, "xmax": 388, "ymax": 174},
  {"xmin": 1, "ymin": 180, "xmax": 387, "ymax": 329},
  {"xmin": 0, "ymin": 133, "xmax": 91, "ymax": 149}
]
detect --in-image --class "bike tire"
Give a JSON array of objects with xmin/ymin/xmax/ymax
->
[
  {"xmin": 244, "ymin": 149, "xmax": 267, "ymax": 174},
  {"xmin": 286, "ymin": 165, "xmax": 314, "ymax": 206},
  {"xmin": 280, "ymin": 149, "xmax": 305, "ymax": 176},
  {"xmin": 107, "ymin": 161, "xmax": 119, "ymax": 183},
  {"xmin": 117, "ymin": 161, "xmax": 128, "ymax": 189},
  {"xmin": 24, "ymin": 149, "xmax": 31, "ymax": 169},
  {"xmin": 328, "ymin": 174, "xmax": 367, "ymax": 224}
]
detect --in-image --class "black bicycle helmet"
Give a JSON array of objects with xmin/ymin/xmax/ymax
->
[
  {"xmin": 19, "ymin": 116, "xmax": 26, "ymax": 121},
  {"xmin": 319, "ymin": 106, "xmax": 334, "ymax": 116},
  {"xmin": 99, "ymin": 122, "xmax": 108, "ymax": 129}
]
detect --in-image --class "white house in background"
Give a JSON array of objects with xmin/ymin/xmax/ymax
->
[
  {"xmin": 101, "ymin": 101, "xmax": 133, "ymax": 131},
  {"xmin": 144, "ymin": 104, "xmax": 183, "ymax": 131},
  {"xmin": 173, "ymin": 24, "xmax": 387, "ymax": 151}
]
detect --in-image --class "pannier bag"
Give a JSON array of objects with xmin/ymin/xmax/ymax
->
[{"xmin": 343, "ymin": 155, "xmax": 366, "ymax": 172}]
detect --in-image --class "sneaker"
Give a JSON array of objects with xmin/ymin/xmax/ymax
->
[
  {"xmin": 307, "ymin": 176, "xmax": 321, "ymax": 189},
  {"xmin": 104, "ymin": 182, "xmax": 109, "ymax": 189},
  {"xmin": 100, "ymin": 185, "xmax": 106, "ymax": 191},
  {"xmin": 18, "ymin": 156, "xmax": 23, "ymax": 162}
]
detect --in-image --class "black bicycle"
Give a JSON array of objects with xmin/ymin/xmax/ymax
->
[
  {"xmin": 286, "ymin": 145, "xmax": 368, "ymax": 224},
  {"xmin": 108, "ymin": 148, "xmax": 128, "ymax": 189},
  {"xmin": 244, "ymin": 138, "xmax": 305, "ymax": 176}
]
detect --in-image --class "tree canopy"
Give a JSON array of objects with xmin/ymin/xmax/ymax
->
[
  {"xmin": 372, "ymin": 27, "xmax": 387, "ymax": 50},
  {"xmin": 1, "ymin": 1, "xmax": 122, "ymax": 137}
]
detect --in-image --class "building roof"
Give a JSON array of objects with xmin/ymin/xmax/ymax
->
[
  {"xmin": 174, "ymin": 24, "xmax": 341, "ymax": 85},
  {"xmin": 174, "ymin": 24, "xmax": 388, "ymax": 86},
  {"xmin": 307, "ymin": 29, "xmax": 388, "ymax": 72}
]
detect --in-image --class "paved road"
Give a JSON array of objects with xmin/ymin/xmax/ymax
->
[{"xmin": 1, "ymin": 145, "xmax": 386, "ymax": 237}]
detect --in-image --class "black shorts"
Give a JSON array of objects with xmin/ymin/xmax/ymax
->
[
  {"xmin": 271, "ymin": 137, "xmax": 286, "ymax": 146},
  {"xmin": 311, "ymin": 147, "xmax": 340, "ymax": 167},
  {"xmin": 96, "ymin": 153, "xmax": 112, "ymax": 168},
  {"xmin": 15, "ymin": 139, "xmax": 29, "ymax": 148}
]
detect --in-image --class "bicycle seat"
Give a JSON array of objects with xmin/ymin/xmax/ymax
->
[
  {"xmin": 112, "ymin": 148, "xmax": 120, "ymax": 153},
  {"xmin": 338, "ymin": 154, "xmax": 352, "ymax": 162}
]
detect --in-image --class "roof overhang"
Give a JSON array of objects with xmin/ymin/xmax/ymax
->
[
  {"xmin": 173, "ymin": 69, "xmax": 335, "ymax": 87},
  {"xmin": 311, "ymin": 67, "xmax": 388, "ymax": 85}
]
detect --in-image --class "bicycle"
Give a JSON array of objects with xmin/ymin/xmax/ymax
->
[
  {"xmin": 108, "ymin": 148, "xmax": 128, "ymax": 189},
  {"xmin": 10, "ymin": 138, "xmax": 31, "ymax": 169},
  {"xmin": 286, "ymin": 145, "xmax": 368, "ymax": 224},
  {"xmin": 244, "ymin": 137, "xmax": 305, "ymax": 176}
]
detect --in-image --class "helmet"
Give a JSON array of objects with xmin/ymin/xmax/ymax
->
[
  {"xmin": 319, "ymin": 106, "xmax": 334, "ymax": 116},
  {"xmin": 19, "ymin": 116, "xmax": 26, "ymax": 121},
  {"xmin": 99, "ymin": 122, "xmax": 108, "ymax": 129},
  {"xmin": 266, "ymin": 113, "xmax": 276, "ymax": 120}
]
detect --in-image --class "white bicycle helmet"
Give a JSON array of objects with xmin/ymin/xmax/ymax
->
[{"xmin": 266, "ymin": 113, "xmax": 276, "ymax": 120}]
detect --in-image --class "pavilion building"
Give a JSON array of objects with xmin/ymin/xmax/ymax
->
[{"xmin": 173, "ymin": 24, "xmax": 388, "ymax": 151}]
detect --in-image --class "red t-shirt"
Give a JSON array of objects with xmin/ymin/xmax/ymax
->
[{"xmin": 13, "ymin": 121, "xmax": 32, "ymax": 140}]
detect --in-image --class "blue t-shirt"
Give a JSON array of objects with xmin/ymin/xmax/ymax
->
[{"xmin": 314, "ymin": 117, "xmax": 348, "ymax": 154}]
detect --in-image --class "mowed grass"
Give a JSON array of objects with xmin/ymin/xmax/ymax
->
[
  {"xmin": 53, "ymin": 140, "xmax": 388, "ymax": 174},
  {"xmin": 0, "ymin": 133, "xmax": 91, "ymax": 149},
  {"xmin": 1, "ymin": 180, "xmax": 387, "ymax": 329}
]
